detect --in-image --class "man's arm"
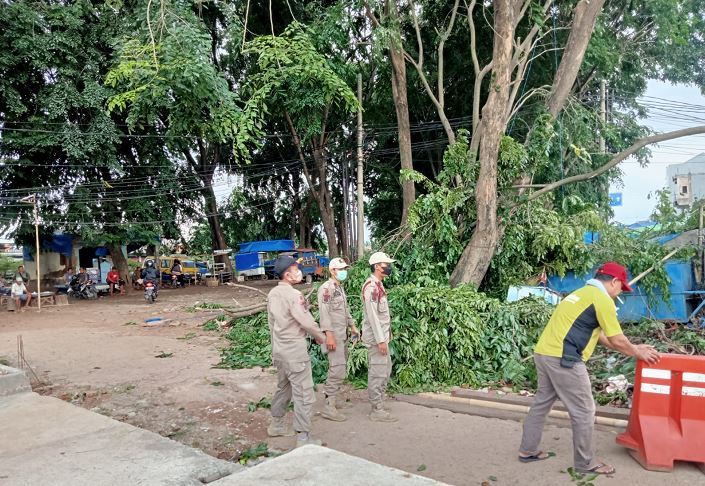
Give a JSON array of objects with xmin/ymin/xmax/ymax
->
[
  {"xmin": 316, "ymin": 285, "xmax": 336, "ymax": 349},
  {"xmin": 600, "ymin": 331, "xmax": 659, "ymax": 364},
  {"xmin": 363, "ymin": 285, "xmax": 386, "ymax": 345},
  {"xmin": 290, "ymin": 294, "xmax": 325, "ymax": 343}
]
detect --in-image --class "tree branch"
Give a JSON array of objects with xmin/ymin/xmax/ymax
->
[
  {"xmin": 285, "ymin": 110, "xmax": 318, "ymax": 201},
  {"xmin": 527, "ymin": 126, "xmax": 705, "ymax": 201}
]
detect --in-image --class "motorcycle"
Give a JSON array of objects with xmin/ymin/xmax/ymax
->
[
  {"xmin": 68, "ymin": 276, "xmax": 97, "ymax": 300},
  {"xmin": 143, "ymin": 279, "xmax": 158, "ymax": 304}
]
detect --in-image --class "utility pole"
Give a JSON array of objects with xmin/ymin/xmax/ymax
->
[
  {"xmin": 356, "ymin": 73, "xmax": 365, "ymax": 260},
  {"xmin": 599, "ymin": 79, "xmax": 606, "ymax": 154},
  {"xmin": 21, "ymin": 194, "xmax": 41, "ymax": 312}
]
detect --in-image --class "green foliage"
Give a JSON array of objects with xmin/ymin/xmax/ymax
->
[
  {"xmin": 238, "ymin": 442, "xmax": 275, "ymax": 465},
  {"xmin": 219, "ymin": 313, "xmax": 271, "ymax": 369},
  {"xmin": 247, "ymin": 396, "xmax": 272, "ymax": 412}
]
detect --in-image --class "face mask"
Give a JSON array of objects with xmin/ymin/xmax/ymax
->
[
  {"xmin": 336, "ymin": 270, "xmax": 348, "ymax": 282},
  {"xmin": 381, "ymin": 265, "xmax": 392, "ymax": 276},
  {"xmin": 290, "ymin": 269, "xmax": 303, "ymax": 283}
]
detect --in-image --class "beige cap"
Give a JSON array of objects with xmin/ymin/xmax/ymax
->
[
  {"xmin": 368, "ymin": 251, "xmax": 396, "ymax": 265},
  {"xmin": 329, "ymin": 257, "xmax": 350, "ymax": 270}
]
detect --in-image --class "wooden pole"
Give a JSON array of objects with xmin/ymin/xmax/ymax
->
[
  {"xmin": 356, "ymin": 73, "xmax": 365, "ymax": 260},
  {"xmin": 599, "ymin": 79, "xmax": 606, "ymax": 154},
  {"xmin": 627, "ymin": 248, "xmax": 680, "ymax": 287},
  {"xmin": 33, "ymin": 194, "xmax": 41, "ymax": 312}
]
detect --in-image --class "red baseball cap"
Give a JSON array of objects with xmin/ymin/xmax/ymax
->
[{"xmin": 596, "ymin": 262, "xmax": 632, "ymax": 292}]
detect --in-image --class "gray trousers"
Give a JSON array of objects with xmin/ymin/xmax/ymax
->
[
  {"xmin": 271, "ymin": 360, "xmax": 316, "ymax": 433},
  {"xmin": 324, "ymin": 329, "xmax": 348, "ymax": 397},
  {"xmin": 520, "ymin": 354, "xmax": 596, "ymax": 469},
  {"xmin": 367, "ymin": 344, "xmax": 392, "ymax": 405}
]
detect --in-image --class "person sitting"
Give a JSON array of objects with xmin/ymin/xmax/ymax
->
[
  {"xmin": 15, "ymin": 265, "xmax": 30, "ymax": 284},
  {"xmin": 11, "ymin": 276, "xmax": 32, "ymax": 311},
  {"xmin": 170, "ymin": 259, "xmax": 184, "ymax": 287},
  {"xmin": 64, "ymin": 268, "xmax": 74, "ymax": 286},
  {"xmin": 107, "ymin": 266, "xmax": 124, "ymax": 296},
  {"xmin": 77, "ymin": 267, "xmax": 90, "ymax": 285}
]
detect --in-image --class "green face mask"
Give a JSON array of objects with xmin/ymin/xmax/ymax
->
[{"xmin": 336, "ymin": 270, "xmax": 348, "ymax": 281}]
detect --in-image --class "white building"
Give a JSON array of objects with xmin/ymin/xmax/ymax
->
[{"xmin": 667, "ymin": 152, "xmax": 705, "ymax": 208}]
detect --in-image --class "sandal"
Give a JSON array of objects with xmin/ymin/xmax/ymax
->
[
  {"xmin": 519, "ymin": 451, "xmax": 551, "ymax": 463},
  {"xmin": 575, "ymin": 462, "xmax": 615, "ymax": 475}
]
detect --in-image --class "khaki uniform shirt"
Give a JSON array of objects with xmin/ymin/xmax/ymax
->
[
  {"xmin": 361, "ymin": 275, "xmax": 391, "ymax": 346},
  {"xmin": 317, "ymin": 279, "xmax": 355, "ymax": 334},
  {"xmin": 267, "ymin": 282, "xmax": 325, "ymax": 363}
]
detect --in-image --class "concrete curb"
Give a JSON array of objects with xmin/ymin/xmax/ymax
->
[{"xmin": 0, "ymin": 364, "xmax": 31, "ymax": 397}]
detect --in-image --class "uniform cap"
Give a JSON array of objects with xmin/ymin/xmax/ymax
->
[
  {"xmin": 368, "ymin": 251, "xmax": 396, "ymax": 265},
  {"xmin": 329, "ymin": 258, "xmax": 350, "ymax": 270},
  {"xmin": 596, "ymin": 262, "xmax": 632, "ymax": 292},
  {"xmin": 273, "ymin": 255, "xmax": 299, "ymax": 277}
]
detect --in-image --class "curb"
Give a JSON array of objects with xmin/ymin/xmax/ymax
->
[{"xmin": 0, "ymin": 364, "xmax": 31, "ymax": 397}]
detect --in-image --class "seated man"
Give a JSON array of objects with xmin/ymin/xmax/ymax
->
[
  {"xmin": 77, "ymin": 267, "xmax": 90, "ymax": 285},
  {"xmin": 15, "ymin": 265, "xmax": 30, "ymax": 284},
  {"xmin": 11, "ymin": 276, "xmax": 32, "ymax": 311},
  {"xmin": 64, "ymin": 268, "xmax": 74, "ymax": 286},
  {"xmin": 170, "ymin": 259, "xmax": 184, "ymax": 287},
  {"xmin": 107, "ymin": 266, "xmax": 124, "ymax": 296}
]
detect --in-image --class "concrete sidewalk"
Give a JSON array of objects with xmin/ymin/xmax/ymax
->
[
  {"xmin": 211, "ymin": 445, "xmax": 448, "ymax": 486},
  {"xmin": 0, "ymin": 392, "xmax": 239, "ymax": 485}
]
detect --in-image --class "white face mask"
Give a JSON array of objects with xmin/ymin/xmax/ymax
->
[{"xmin": 290, "ymin": 269, "xmax": 303, "ymax": 283}]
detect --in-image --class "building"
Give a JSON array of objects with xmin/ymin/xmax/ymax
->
[{"xmin": 667, "ymin": 152, "xmax": 705, "ymax": 208}]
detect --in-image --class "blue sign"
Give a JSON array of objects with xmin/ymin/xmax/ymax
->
[{"xmin": 609, "ymin": 192, "xmax": 623, "ymax": 207}]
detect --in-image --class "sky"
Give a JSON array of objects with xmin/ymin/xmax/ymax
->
[{"xmin": 609, "ymin": 80, "xmax": 705, "ymax": 224}]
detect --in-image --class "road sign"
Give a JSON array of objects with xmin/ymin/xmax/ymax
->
[{"xmin": 609, "ymin": 192, "xmax": 623, "ymax": 207}]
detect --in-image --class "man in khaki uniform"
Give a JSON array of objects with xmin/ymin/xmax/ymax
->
[
  {"xmin": 318, "ymin": 257, "xmax": 360, "ymax": 422},
  {"xmin": 267, "ymin": 256, "xmax": 326, "ymax": 447},
  {"xmin": 362, "ymin": 251, "xmax": 397, "ymax": 422}
]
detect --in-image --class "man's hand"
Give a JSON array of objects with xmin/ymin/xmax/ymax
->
[
  {"xmin": 351, "ymin": 325, "xmax": 360, "ymax": 339},
  {"xmin": 314, "ymin": 333, "xmax": 325, "ymax": 345},
  {"xmin": 635, "ymin": 344, "xmax": 660, "ymax": 364},
  {"xmin": 378, "ymin": 341, "xmax": 388, "ymax": 355},
  {"xmin": 326, "ymin": 331, "xmax": 337, "ymax": 351}
]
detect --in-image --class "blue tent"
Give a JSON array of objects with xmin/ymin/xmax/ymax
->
[
  {"xmin": 238, "ymin": 240, "xmax": 295, "ymax": 253},
  {"xmin": 23, "ymin": 234, "xmax": 75, "ymax": 261}
]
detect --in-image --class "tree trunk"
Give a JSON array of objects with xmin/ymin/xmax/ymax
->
[
  {"xmin": 107, "ymin": 242, "xmax": 131, "ymax": 293},
  {"xmin": 312, "ymin": 148, "xmax": 340, "ymax": 257},
  {"xmin": 546, "ymin": 0, "xmax": 606, "ymax": 117},
  {"xmin": 387, "ymin": 0, "xmax": 415, "ymax": 225},
  {"xmin": 201, "ymin": 176, "xmax": 233, "ymax": 272},
  {"xmin": 449, "ymin": 0, "xmax": 515, "ymax": 288}
]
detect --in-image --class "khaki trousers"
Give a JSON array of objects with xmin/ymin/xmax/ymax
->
[
  {"xmin": 520, "ymin": 353, "xmax": 596, "ymax": 469},
  {"xmin": 271, "ymin": 360, "xmax": 316, "ymax": 433},
  {"xmin": 367, "ymin": 344, "xmax": 392, "ymax": 405},
  {"xmin": 324, "ymin": 329, "xmax": 348, "ymax": 397}
]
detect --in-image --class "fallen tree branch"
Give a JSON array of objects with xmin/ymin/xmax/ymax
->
[
  {"xmin": 226, "ymin": 283, "xmax": 270, "ymax": 299},
  {"xmin": 526, "ymin": 125, "xmax": 705, "ymax": 202}
]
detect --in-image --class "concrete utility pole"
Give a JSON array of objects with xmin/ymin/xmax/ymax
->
[
  {"xmin": 356, "ymin": 73, "xmax": 365, "ymax": 260},
  {"xmin": 599, "ymin": 79, "xmax": 606, "ymax": 154}
]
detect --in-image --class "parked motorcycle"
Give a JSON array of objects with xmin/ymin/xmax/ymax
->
[
  {"xmin": 143, "ymin": 280, "xmax": 158, "ymax": 304},
  {"xmin": 68, "ymin": 276, "xmax": 97, "ymax": 300}
]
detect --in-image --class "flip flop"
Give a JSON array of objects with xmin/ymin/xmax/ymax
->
[
  {"xmin": 518, "ymin": 451, "xmax": 551, "ymax": 463},
  {"xmin": 575, "ymin": 463, "xmax": 616, "ymax": 475}
]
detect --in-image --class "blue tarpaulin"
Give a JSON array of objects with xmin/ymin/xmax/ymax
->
[
  {"xmin": 238, "ymin": 240, "xmax": 295, "ymax": 253},
  {"xmin": 235, "ymin": 252, "xmax": 261, "ymax": 271},
  {"xmin": 23, "ymin": 234, "xmax": 74, "ymax": 260}
]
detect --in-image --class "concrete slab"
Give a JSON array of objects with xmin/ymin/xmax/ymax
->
[
  {"xmin": 212, "ymin": 445, "xmax": 449, "ymax": 486},
  {"xmin": 0, "ymin": 364, "xmax": 31, "ymax": 397},
  {"xmin": 0, "ymin": 392, "xmax": 240, "ymax": 486}
]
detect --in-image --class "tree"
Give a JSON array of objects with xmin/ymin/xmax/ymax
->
[
  {"xmin": 0, "ymin": 0, "xmax": 182, "ymax": 289},
  {"xmin": 243, "ymin": 23, "xmax": 360, "ymax": 257}
]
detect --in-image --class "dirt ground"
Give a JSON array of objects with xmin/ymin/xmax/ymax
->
[{"xmin": 1, "ymin": 283, "xmax": 704, "ymax": 486}]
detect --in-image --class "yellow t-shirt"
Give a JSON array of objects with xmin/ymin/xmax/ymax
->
[{"xmin": 535, "ymin": 284, "xmax": 623, "ymax": 362}]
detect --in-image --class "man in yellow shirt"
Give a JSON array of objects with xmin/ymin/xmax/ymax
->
[{"xmin": 518, "ymin": 262, "xmax": 660, "ymax": 475}]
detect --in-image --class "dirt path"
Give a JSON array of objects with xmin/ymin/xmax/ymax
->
[
  {"xmin": 0, "ymin": 283, "xmax": 280, "ymax": 461},
  {"xmin": 2, "ymin": 284, "xmax": 703, "ymax": 485}
]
